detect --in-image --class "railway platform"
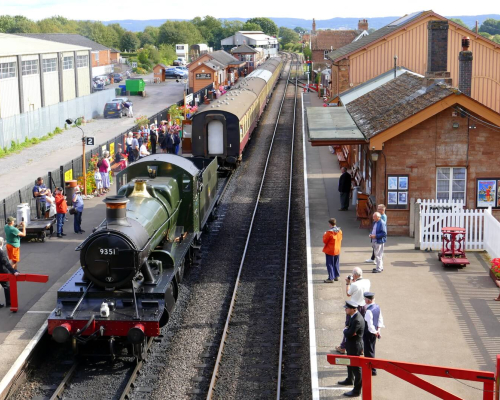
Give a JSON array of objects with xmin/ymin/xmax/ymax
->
[
  {"xmin": 303, "ymin": 92, "xmax": 500, "ymax": 399},
  {"xmin": 0, "ymin": 188, "xmax": 109, "ymax": 397}
]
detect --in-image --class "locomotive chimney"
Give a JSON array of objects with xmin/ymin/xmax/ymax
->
[
  {"xmin": 458, "ymin": 36, "xmax": 473, "ymax": 96},
  {"xmin": 103, "ymin": 196, "xmax": 129, "ymax": 226},
  {"xmin": 130, "ymin": 179, "xmax": 152, "ymax": 198}
]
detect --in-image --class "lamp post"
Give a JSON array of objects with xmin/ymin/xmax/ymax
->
[{"xmin": 66, "ymin": 118, "xmax": 87, "ymax": 195}]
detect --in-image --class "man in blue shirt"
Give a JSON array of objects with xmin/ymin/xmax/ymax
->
[
  {"xmin": 369, "ymin": 212, "xmax": 387, "ymax": 273},
  {"xmin": 72, "ymin": 187, "xmax": 85, "ymax": 234},
  {"xmin": 33, "ymin": 177, "xmax": 48, "ymax": 219}
]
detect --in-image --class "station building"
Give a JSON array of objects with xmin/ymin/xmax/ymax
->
[
  {"xmin": 188, "ymin": 50, "xmax": 245, "ymax": 93},
  {"xmin": 221, "ymin": 31, "xmax": 279, "ymax": 57},
  {"xmin": 307, "ymin": 21, "xmax": 500, "ymax": 234},
  {"xmin": 17, "ymin": 33, "xmax": 115, "ymax": 78},
  {"xmin": 231, "ymin": 44, "xmax": 264, "ymax": 73},
  {"xmin": 326, "ymin": 10, "xmax": 500, "ymax": 114},
  {"xmin": 0, "ymin": 33, "xmax": 92, "ymax": 119}
]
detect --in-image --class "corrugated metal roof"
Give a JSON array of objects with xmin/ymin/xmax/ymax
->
[
  {"xmin": 232, "ymin": 44, "xmax": 258, "ymax": 54},
  {"xmin": 15, "ymin": 33, "xmax": 110, "ymax": 51},
  {"xmin": 210, "ymin": 50, "xmax": 240, "ymax": 66},
  {"xmin": 0, "ymin": 33, "xmax": 90, "ymax": 56},
  {"xmin": 307, "ymin": 107, "xmax": 365, "ymax": 142},
  {"xmin": 327, "ymin": 11, "xmax": 430, "ymax": 61},
  {"xmin": 340, "ymin": 67, "xmax": 423, "ymax": 105}
]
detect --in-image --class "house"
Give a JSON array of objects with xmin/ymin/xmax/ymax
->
[
  {"xmin": 231, "ymin": 44, "xmax": 264, "ymax": 73},
  {"xmin": 188, "ymin": 50, "xmax": 245, "ymax": 93},
  {"xmin": 309, "ymin": 18, "xmax": 369, "ymax": 66},
  {"xmin": 326, "ymin": 11, "xmax": 500, "ymax": 114},
  {"xmin": 110, "ymin": 48, "xmax": 120, "ymax": 64},
  {"xmin": 307, "ymin": 21, "xmax": 500, "ymax": 235},
  {"xmin": 221, "ymin": 31, "xmax": 279, "ymax": 57},
  {"xmin": 16, "ymin": 33, "xmax": 114, "ymax": 78},
  {"xmin": 0, "ymin": 33, "xmax": 91, "ymax": 118}
]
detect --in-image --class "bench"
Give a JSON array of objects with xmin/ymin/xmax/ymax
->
[
  {"xmin": 334, "ymin": 145, "xmax": 349, "ymax": 169},
  {"xmin": 356, "ymin": 193, "xmax": 376, "ymax": 229}
]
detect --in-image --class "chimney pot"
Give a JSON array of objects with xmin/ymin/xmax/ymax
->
[
  {"xmin": 458, "ymin": 39, "xmax": 473, "ymax": 96},
  {"xmin": 461, "ymin": 36, "xmax": 470, "ymax": 51}
]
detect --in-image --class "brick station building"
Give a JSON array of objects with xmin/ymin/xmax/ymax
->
[{"xmin": 307, "ymin": 21, "xmax": 500, "ymax": 235}]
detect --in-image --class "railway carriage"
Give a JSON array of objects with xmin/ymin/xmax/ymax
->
[{"xmin": 191, "ymin": 56, "xmax": 283, "ymax": 166}]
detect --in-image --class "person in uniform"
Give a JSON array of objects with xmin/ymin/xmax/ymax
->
[
  {"xmin": 338, "ymin": 300, "xmax": 364, "ymax": 397},
  {"xmin": 363, "ymin": 292, "xmax": 384, "ymax": 376},
  {"xmin": 0, "ymin": 237, "xmax": 20, "ymax": 307}
]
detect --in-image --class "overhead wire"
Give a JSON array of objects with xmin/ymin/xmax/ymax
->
[{"xmin": 453, "ymin": 106, "xmax": 500, "ymax": 132}]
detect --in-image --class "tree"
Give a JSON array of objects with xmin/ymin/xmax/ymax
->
[
  {"xmin": 0, "ymin": 15, "xmax": 38, "ymax": 33},
  {"xmin": 138, "ymin": 32, "xmax": 155, "ymax": 47},
  {"xmin": 294, "ymin": 26, "xmax": 306, "ymax": 34},
  {"xmin": 479, "ymin": 18, "xmax": 500, "ymax": 36},
  {"xmin": 108, "ymin": 23, "xmax": 126, "ymax": 47},
  {"xmin": 159, "ymin": 44, "xmax": 177, "ymax": 65},
  {"xmin": 279, "ymin": 27, "xmax": 300, "ymax": 47},
  {"xmin": 37, "ymin": 16, "xmax": 79, "ymax": 33},
  {"xmin": 143, "ymin": 26, "xmax": 160, "ymax": 45},
  {"xmin": 242, "ymin": 22, "xmax": 262, "ymax": 31},
  {"xmin": 158, "ymin": 21, "xmax": 203, "ymax": 46},
  {"xmin": 121, "ymin": 31, "xmax": 140, "ymax": 52},
  {"xmin": 245, "ymin": 17, "xmax": 278, "ymax": 36},
  {"xmin": 191, "ymin": 16, "xmax": 222, "ymax": 48},
  {"xmin": 449, "ymin": 18, "xmax": 470, "ymax": 30}
]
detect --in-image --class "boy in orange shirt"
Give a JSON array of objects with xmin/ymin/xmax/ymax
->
[{"xmin": 322, "ymin": 218, "xmax": 343, "ymax": 283}]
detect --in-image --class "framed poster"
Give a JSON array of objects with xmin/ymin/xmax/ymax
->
[
  {"xmin": 388, "ymin": 192, "xmax": 398, "ymax": 205},
  {"xmin": 388, "ymin": 177, "xmax": 398, "ymax": 190},
  {"xmin": 476, "ymin": 178, "xmax": 499, "ymax": 208},
  {"xmin": 387, "ymin": 174, "xmax": 409, "ymax": 210}
]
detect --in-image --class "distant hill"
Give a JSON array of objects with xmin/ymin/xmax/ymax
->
[{"xmin": 102, "ymin": 15, "xmax": 500, "ymax": 32}]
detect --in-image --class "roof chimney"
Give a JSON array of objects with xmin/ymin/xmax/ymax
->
[
  {"xmin": 312, "ymin": 18, "xmax": 316, "ymax": 35},
  {"xmin": 424, "ymin": 21, "xmax": 452, "ymax": 86},
  {"xmin": 458, "ymin": 36, "xmax": 473, "ymax": 96},
  {"xmin": 358, "ymin": 19, "xmax": 368, "ymax": 31}
]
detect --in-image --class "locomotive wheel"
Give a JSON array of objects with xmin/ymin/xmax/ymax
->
[{"xmin": 133, "ymin": 340, "xmax": 146, "ymax": 361}]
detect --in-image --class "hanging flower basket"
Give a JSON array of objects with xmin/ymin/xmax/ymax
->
[{"xmin": 490, "ymin": 258, "xmax": 500, "ymax": 284}]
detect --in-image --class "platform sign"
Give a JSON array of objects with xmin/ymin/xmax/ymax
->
[
  {"xmin": 85, "ymin": 137, "xmax": 95, "ymax": 146},
  {"xmin": 185, "ymin": 93, "xmax": 193, "ymax": 104},
  {"xmin": 110, "ymin": 143, "xmax": 115, "ymax": 159},
  {"xmin": 64, "ymin": 169, "xmax": 73, "ymax": 181}
]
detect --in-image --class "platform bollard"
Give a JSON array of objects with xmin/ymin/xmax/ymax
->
[{"xmin": 0, "ymin": 273, "xmax": 49, "ymax": 312}]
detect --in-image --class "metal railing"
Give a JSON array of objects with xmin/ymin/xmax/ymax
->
[{"xmin": 0, "ymin": 83, "xmax": 214, "ymax": 237}]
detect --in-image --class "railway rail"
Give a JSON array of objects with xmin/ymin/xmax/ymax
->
[{"xmin": 206, "ymin": 54, "xmax": 300, "ymax": 399}]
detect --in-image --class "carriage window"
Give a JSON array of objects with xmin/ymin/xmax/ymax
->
[{"xmin": 183, "ymin": 174, "xmax": 192, "ymax": 192}]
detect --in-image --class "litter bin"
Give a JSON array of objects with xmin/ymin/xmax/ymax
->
[
  {"xmin": 119, "ymin": 85, "xmax": 126, "ymax": 95},
  {"xmin": 126, "ymin": 78, "xmax": 145, "ymax": 96},
  {"xmin": 115, "ymin": 87, "xmax": 122, "ymax": 96},
  {"xmin": 352, "ymin": 186, "xmax": 360, "ymax": 206},
  {"xmin": 65, "ymin": 180, "xmax": 78, "ymax": 206}
]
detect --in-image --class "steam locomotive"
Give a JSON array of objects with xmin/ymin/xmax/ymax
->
[{"xmin": 47, "ymin": 155, "xmax": 219, "ymax": 359}]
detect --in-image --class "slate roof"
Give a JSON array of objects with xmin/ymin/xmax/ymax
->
[
  {"xmin": 232, "ymin": 44, "xmax": 258, "ymax": 54},
  {"xmin": 210, "ymin": 50, "xmax": 241, "ymax": 66},
  {"xmin": 16, "ymin": 33, "xmax": 111, "ymax": 52},
  {"xmin": 327, "ymin": 11, "xmax": 430, "ymax": 61},
  {"xmin": 346, "ymin": 73, "xmax": 455, "ymax": 138},
  {"xmin": 311, "ymin": 30, "xmax": 359, "ymax": 50}
]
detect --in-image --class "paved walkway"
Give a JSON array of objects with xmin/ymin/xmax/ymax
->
[
  {"xmin": 303, "ymin": 92, "xmax": 500, "ymax": 399},
  {"xmin": 0, "ymin": 74, "xmax": 183, "ymax": 200}
]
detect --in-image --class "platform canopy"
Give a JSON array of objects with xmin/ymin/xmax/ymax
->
[{"xmin": 306, "ymin": 107, "xmax": 366, "ymax": 146}]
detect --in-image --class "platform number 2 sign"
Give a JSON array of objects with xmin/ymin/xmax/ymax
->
[{"xmin": 85, "ymin": 137, "xmax": 95, "ymax": 146}]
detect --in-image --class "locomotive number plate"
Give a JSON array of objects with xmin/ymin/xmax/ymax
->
[{"xmin": 99, "ymin": 248, "xmax": 118, "ymax": 255}]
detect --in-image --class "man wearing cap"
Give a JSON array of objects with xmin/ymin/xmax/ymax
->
[
  {"xmin": 4, "ymin": 217, "xmax": 26, "ymax": 270},
  {"xmin": 54, "ymin": 187, "xmax": 68, "ymax": 238},
  {"xmin": 363, "ymin": 292, "xmax": 385, "ymax": 376},
  {"xmin": 72, "ymin": 187, "xmax": 85, "ymax": 234},
  {"xmin": 338, "ymin": 300, "xmax": 364, "ymax": 397}
]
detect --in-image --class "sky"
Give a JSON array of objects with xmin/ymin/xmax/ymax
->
[{"xmin": 0, "ymin": 0, "xmax": 498, "ymax": 21}]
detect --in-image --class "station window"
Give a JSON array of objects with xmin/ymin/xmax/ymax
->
[
  {"xmin": 42, "ymin": 58, "xmax": 57, "ymax": 73},
  {"xmin": 76, "ymin": 55, "xmax": 88, "ymax": 68},
  {"xmin": 324, "ymin": 50, "xmax": 330, "ymax": 60},
  {"xmin": 63, "ymin": 56, "xmax": 74, "ymax": 70},
  {"xmin": 21, "ymin": 60, "xmax": 38, "ymax": 75},
  {"xmin": 0, "ymin": 62, "xmax": 16, "ymax": 79},
  {"xmin": 436, "ymin": 167, "xmax": 466, "ymax": 202}
]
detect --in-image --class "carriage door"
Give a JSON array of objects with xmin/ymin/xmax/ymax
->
[{"xmin": 207, "ymin": 120, "xmax": 224, "ymax": 155}]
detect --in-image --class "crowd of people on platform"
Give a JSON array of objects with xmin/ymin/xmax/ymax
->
[{"xmin": 322, "ymin": 202, "xmax": 388, "ymax": 397}]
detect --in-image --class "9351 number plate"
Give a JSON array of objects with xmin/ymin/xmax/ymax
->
[{"xmin": 99, "ymin": 248, "xmax": 118, "ymax": 255}]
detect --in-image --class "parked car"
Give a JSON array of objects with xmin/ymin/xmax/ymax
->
[
  {"xmin": 104, "ymin": 101, "xmax": 126, "ymax": 118},
  {"xmin": 165, "ymin": 68, "xmax": 187, "ymax": 79},
  {"xmin": 173, "ymin": 57, "xmax": 186, "ymax": 66},
  {"xmin": 94, "ymin": 75, "xmax": 110, "ymax": 85},
  {"xmin": 111, "ymin": 97, "xmax": 131, "ymax": 107},
  {"xmin": 113, "ymin": 73, "xmax": 123, "ymax": 83},
  {"xmin": 175, "ymin": 66, "xmax": 188, "ymax": 72}
]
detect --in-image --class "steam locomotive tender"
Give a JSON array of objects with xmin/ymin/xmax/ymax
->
[
  {"xmin": 47, "ymin": 155, "xmax": 219, "ymax": 359},
  {"xmin": 191, "ymin": 57, "xmax": 283, "ymax": 167}
]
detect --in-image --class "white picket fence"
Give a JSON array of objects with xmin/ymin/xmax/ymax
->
[
  {"xmin": 484, "ymin": 208, "xmax": 500, "ymax": 259},
  {"xmin": 419, "ymin": 199, "xmax": 484, "ymax": 250}
]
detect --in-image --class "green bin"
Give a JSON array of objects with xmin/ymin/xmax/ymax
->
[
  {"xmin": 125, "ymin": 78, "xmax": 145, "ymax": 96},
  {"xmin": 115, "ymin": 88, "xmax": 121, "ymax": 96}
]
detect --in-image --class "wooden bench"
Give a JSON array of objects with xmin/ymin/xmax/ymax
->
[
  {"xmin": 356, "ymin": 193, "xmax": 376, "ymax": 229},
  {"xmin": 334, "ymin": 145, "xmax": 349, "ymax": 169}
]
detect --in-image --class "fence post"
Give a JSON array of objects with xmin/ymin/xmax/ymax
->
[
  {"xmin": 410, "ymin": 198, "xmax": 415, "ymax": 238},
  {"xmin": 48, "ymin": 171, "xmax": 53, "ymax": 193},
  {"xmin": 18, "ymin": 190, "xmax": 22, "ymax": 204},
  {"xmin": 3, "ymin": 199, "xmax": 6, "ymax": 225},
  {"xmin": 60, "ymin": 166, "xmax": 64, "ymax": 191},
  {"xmin": 414, "ymin": 199, "xmax": 421, "ymax": 249}
]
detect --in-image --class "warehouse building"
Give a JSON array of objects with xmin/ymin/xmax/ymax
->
[
  {"xmin": 0, "ymin": 33, "xmax": 92, "ymax": 119},
  {"xmin": 221, "ymin": 31, "xmax": 279, "ymax": 57}
]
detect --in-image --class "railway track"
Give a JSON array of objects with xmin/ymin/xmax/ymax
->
[{"xmin": 206, "ymin": 54, "xmax": 300, "ymax": 399}]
